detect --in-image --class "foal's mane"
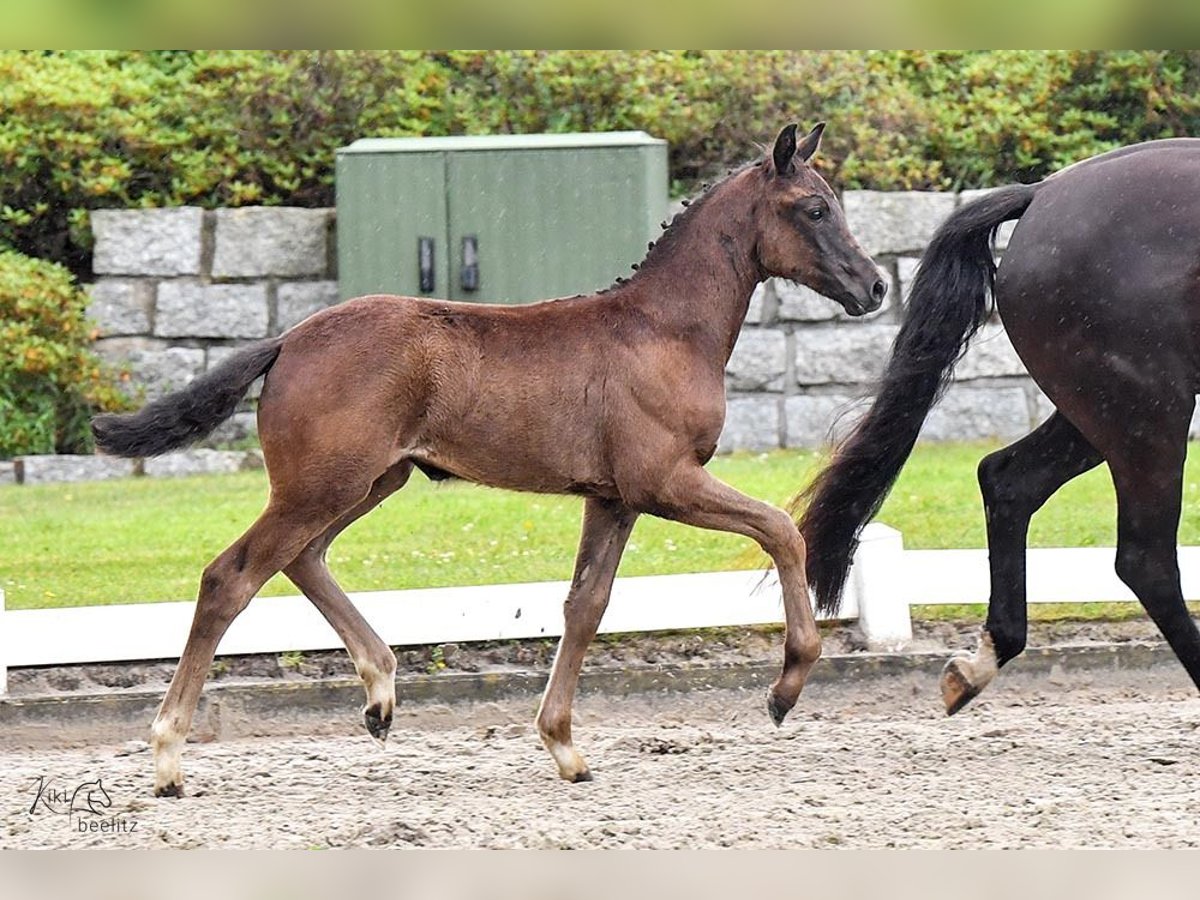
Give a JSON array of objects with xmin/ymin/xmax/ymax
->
[{"xmin": 605, "ymin": 157, "xmax": 767, "ymax": 290}]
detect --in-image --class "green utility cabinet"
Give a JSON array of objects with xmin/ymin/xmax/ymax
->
[{"xmin": 335, "ymin": 132, "xmax": 669, "ymax": 304}]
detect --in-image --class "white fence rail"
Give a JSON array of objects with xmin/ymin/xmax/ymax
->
[{"xmin": 3, "ymin": 523, "xmax": 1199, "ymax": 694}]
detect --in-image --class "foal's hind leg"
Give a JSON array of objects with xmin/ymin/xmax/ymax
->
[
  {"xmin": 283, "ymin": 462, "xmax": 414, "ymax": 744},
  {"xmin": 942, "ymin": 412, "xmax": 1102, "ymax": 714},
  {"xmin": 537, "ymin": 498, "xmax": 638, "ymax": 782},
  {"xmin": 151, "ymin": 484, "xmax": 370, "ymax": 797},
  {"xmin": 640, "ymin": 464, "xmax": 818, "ymax": 725}
]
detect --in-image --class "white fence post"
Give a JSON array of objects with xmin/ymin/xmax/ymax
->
[{"xmin": 849, "ymin": 523, "xmax": 912, "ymax": 651}]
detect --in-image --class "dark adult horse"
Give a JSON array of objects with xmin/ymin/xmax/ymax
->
[
  {"xmin": 798, "ymin": 139, "xmax": 1200, "ymax": 713},
  {"xmin": 92, "ymin": 123, "xmax": 887, "ymax": 797}
]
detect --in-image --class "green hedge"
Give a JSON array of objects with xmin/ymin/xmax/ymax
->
[
  {"xmin": 894, "ymin": 50, "xmax": 1200, "ymax": 188},
  {"xmin": 3, "ymin": 50, "xmax": 1199, "ymax": 279},
  {"xmin": 0, "ymin": 250, "xmax": 130, "ymax": 457},
  {"xmin": 0, "ymin": 50, "xmax": 453, "ymax": 275}
]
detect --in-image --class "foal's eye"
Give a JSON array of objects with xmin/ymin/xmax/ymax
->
[{"xmin": 806, "ymin": 208, "xmax": 825, "ymax": 222}]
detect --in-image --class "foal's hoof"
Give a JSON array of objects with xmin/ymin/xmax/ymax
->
[
  {"xmin": 766, "ymin": 689, "xmax": 794, "ymax": 727},
  {"xmin": 155, "ymin": 781, "xmax": 184, "ymax": 799},
  {"xmin": 941, "ymin": 657, "xmax": 982, "ymax": 717},
  {"xmin": 570, "ymin": 769, "xmax": 594, "ymax": 784},
  {"xmin": 363, "ymin": 704, "xmax": 392, "ymax": 744}
]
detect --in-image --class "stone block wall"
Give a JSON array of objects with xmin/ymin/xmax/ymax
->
[
  {"xmin": 87, "ymin": 206, "xmax": 338, "ymax": 445},
  {"xmin": 81, "ymin": 194, "xmax": 1046, "ymax": 466}
]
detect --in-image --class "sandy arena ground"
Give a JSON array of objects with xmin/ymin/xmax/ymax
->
[{"xmin": 3, "ymin": 658, "xmax": 1198, "ymax": 849}]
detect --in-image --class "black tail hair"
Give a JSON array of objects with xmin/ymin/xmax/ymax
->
[
  {"xmin": 91, "ymin": 337, "xmax": 284, "ymax": 458},
  {"xmin": 793, "ymin": 182, "xmax": 1039, "ymax": 615}
]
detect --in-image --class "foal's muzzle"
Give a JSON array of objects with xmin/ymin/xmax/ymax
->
[{"xmin": 840, "ymin": 277, "xmax": 888, "ymax": 316}]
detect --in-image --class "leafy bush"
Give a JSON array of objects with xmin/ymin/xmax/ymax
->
[
  {"xmin": 892, "ymin": 50, "xmax": 1200, "ymax": 188},
  {"xmin": 3, "ymin": 50, "xmax": 1200, "ymax": 281},
  {"xmin": 0, "ymin": 249, "xmax": 130, "ymax": 457},
  {"xmin": 438, "ymin": 51, "xmax": 938, "ymax": 191},
  {"xmin": 0, "ymin": 50, "xmax": 451, "ymax": 276}
]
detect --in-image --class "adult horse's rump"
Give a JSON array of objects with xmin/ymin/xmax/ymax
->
[{"xmin": 797, "ymin": 139, "xmax": 1200, "ymax": 711}]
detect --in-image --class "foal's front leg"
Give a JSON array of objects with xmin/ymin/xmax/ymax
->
[
  {"xmin": 648, "ymin": 464, "xmax": 820, "ymax": 724},
  {"xmin": 537, "ymin": 498, "xmax": 638, "ymax": 782}
]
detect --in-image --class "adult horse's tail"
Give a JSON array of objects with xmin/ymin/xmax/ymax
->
[
  {"xmin": 794, "ymin": 182, "xmax": 1039, "ymax": 616},
  {"xmin": 92, "ymin": 337, "xmax": 284, "ymax": 457}
]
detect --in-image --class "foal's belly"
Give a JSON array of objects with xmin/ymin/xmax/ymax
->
[{"xmin": 406, "ymin": 410, "xmax": 619, "ymax": 498}]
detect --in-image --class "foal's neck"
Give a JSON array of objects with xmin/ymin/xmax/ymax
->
[{"xmin": 627, "ymin": 172, "xmax": 764, "ymax": 359}]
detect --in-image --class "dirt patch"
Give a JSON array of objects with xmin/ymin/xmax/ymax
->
[
  {"xmin": 4, "ymin": 615, "xmax": 1196, "ymax": 849},
  {"xmin": 3, "ymin": 659, "xmax": 1198, "ymax": 849}
]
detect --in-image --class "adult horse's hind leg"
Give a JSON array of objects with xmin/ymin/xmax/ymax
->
[
  {"xmin": 1034, "ymin": 382, "xmax": 1200, "ymax": 693},
  {"xmin": 1107, "ymin": 411, "xmax": 1200, "ymax": 690},
  {"xmin": 151, "ymin": 481, "xmax": 372, "ymax": 797},
  {"xmin": 942, "ymin": 412, "xmax": 1102, "ymax": 714},
  {"xmin": 537, "ymin": 497, "xmax": 638, "ymax": 782},
  {"xmin": 282, "ymin": 461, "xmax": 414, "ymax": 744}
]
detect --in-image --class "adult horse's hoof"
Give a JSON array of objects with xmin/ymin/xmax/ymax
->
[
  {"xmin": 941, "ymin": 657, "xmax": 982, "ymax": 716},
  {"xmin": 766, "ymin": 689, "xmax": 793, "ymax": 727},
  {"xmin": 155, "ymin": 782, "xmax": 184, "ymax": 799},
  {"xmin": 363, "ymin": 703, "xmax": 392, "ymax": 744}
]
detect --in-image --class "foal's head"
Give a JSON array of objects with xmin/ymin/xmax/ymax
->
[{"xmin": 754, "ymin": 123, "xmax": 887, "ymax": 316}]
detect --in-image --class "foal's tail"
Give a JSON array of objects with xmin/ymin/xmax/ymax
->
[
  {"xmin": 92, "ymin": 337, "xmax": 284, "ymax": 458},
  {"xmin": 793, "ymin": 182, "xmax": 1039, "ymax": 616}
]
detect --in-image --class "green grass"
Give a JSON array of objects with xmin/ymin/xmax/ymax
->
[
  {"xmin": 1, "ymin": 453, "xmax": 798, "ymax": 609},
  {"xmin": 4, "ymin": 442, "xmax": 1200, "ymax": 611}
]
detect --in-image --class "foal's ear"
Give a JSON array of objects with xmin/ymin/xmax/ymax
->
[
  {"xmin": 772, "ymin": 123, "xmax": 799, "ymax": 175},
  {"xmin": 796, "ymin": 122, "xmax": 825, "ymax": 164}
]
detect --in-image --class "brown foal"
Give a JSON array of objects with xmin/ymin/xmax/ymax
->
[{"xmin": 92, "ymin": 123, "xmax": 886, "ymax": 796}]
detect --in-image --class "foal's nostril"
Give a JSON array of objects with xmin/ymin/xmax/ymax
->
[{"xmin": 871, "ymin": 279, "xmax": 888, "ymax": 301}]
